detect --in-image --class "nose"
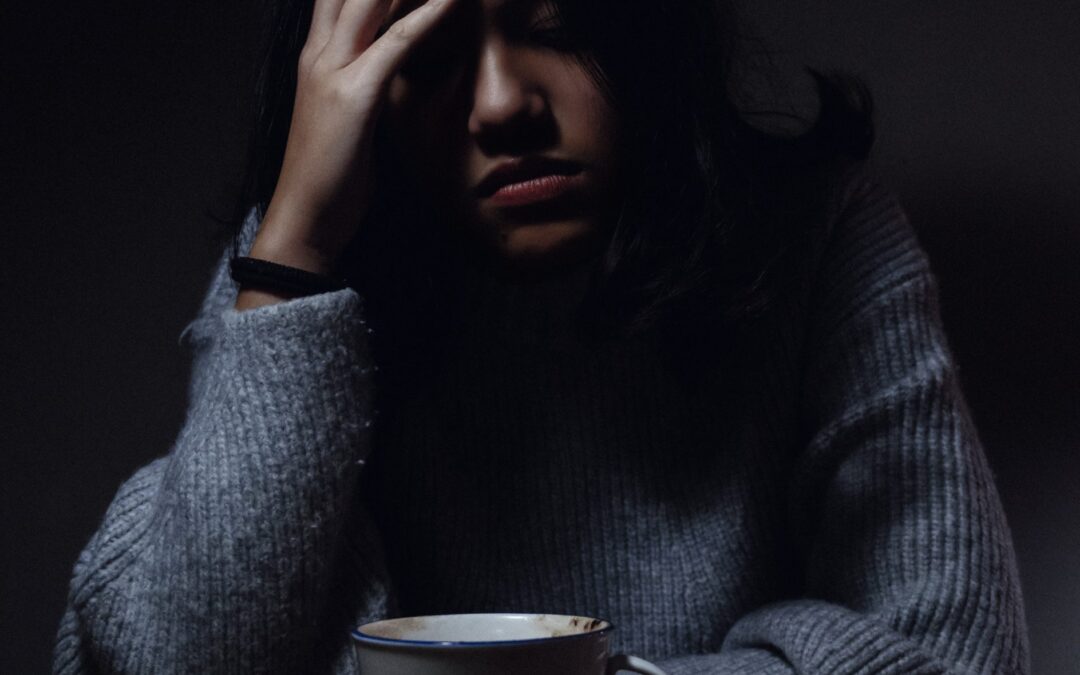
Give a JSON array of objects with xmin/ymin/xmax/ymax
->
[{"xmin": 467, "ymin": 42, "xmax": 547, "ymax": 142}]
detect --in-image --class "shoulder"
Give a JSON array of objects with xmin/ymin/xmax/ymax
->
[
  {"xmin": 809, "ymin": 164, "xmax": 936, "ymax": 327},
  {"xmin": 824, "ymin": 164, "xmax": 916, "ymax": 251}
]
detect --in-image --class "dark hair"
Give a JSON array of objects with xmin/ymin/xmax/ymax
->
[{"xmin": 225, "ymin": 0, "xmax": 873, "ymax": 392}]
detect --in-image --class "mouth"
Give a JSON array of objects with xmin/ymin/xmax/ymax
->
[
  {"xmin": 485, "ymin": 173, "xmax": 587, "ymax": 209},
  {"xmin": 474, "ymin": 156, "xmax": 585, "ymax": 206}
]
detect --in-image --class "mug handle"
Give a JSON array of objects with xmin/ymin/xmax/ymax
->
[{"xmin": 606, "ymin": 653, "xmax": 667, "ymax": 675}]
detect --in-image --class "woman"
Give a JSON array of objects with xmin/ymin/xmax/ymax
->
[{"xmin": 55, "ymin": 0, "xmax": 1030, "ymax": 672}]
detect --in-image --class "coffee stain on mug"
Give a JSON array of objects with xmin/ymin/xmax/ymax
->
[{"xmin": 546, "ymin": 616, "xmax": 605, "ymax": 637}]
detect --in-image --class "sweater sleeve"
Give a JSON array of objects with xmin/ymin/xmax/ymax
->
[
  {"xmin": 655, "ymin": 177, "xmax": 1030, "ymax": 674},
  {"xmin": 53, "ymin": 209, "xmax": 396, "ymax": 674}
]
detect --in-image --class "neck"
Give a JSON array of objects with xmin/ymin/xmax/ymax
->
[{"xmin": 456, "ymin": 250, "xmax": 601, "ymax": 352}]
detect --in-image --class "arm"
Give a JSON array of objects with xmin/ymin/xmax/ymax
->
[
  {"xmin": 655, "ymin": 179, "xmax": 1029, "ymax": 674},
  {"xmin": 53, "ymin": 209, "xmax": 395, "ymax": 674}
]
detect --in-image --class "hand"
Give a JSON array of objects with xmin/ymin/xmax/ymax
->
[{"xmin": 248, "ymin": 0, "xmax": 460, "ymax": 277}]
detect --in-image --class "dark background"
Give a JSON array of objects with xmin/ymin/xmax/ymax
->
[{"xmin": 3, "ymin": 1, "xmax": 1077, "ymax": 672}]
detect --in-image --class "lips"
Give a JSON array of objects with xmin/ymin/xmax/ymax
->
[{"xmin": 474, "ymin": 156, "xmax": 583, "ymax": 199}]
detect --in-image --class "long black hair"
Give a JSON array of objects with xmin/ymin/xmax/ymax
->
[{"xmin": 224, "ymin": 0, "xmax": 873, "ymax": 393}]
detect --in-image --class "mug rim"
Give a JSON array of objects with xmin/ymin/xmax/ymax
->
[{"xmin": 351, "ymin": 612, "xmax": 616, "ymax": 648}]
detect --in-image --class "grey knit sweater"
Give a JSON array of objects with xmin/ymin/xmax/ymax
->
[{"xmin": 54, "ymin": 174, "xmax": 1029, "ymax": 674}]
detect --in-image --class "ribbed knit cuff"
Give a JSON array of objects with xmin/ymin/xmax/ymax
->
[
  {"xmin": 210, "ymin": 283, "xmax": 376, "ymax": 484},
  {"xmin": 722, "ymin": 600, "xmax": 952, "ymax": 674},
  {"xmin": 220, "ymin": 287, "xmax": 366, "ymax": 346},
  {"xmin": 656, "ymin": 646, "xmax": 795, "ymax": 674}
]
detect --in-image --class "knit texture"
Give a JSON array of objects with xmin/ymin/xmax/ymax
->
[{"xmin": 54, "ymin": 173, "xmax": 1029, "ymax": 674}]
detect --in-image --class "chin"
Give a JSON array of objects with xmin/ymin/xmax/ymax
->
[{"xmin": 490, "ymin": 220, "xmax": 605, "ymax": 281}]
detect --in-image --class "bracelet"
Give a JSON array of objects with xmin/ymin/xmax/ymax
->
[{"xmin": 229, "ymin": 256, "xmax": 348, "ymax": 296}]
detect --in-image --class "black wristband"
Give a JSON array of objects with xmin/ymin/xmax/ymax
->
[{"xmin": 229, "ymin": 256, "xmax": 348, "ymax": 297}]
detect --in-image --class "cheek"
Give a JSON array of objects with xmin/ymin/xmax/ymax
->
[
  {"xmin": 557, "ymin": 80, "xmax": 623, "ymax": 215},
  {"xmin": 549, "ymin": 65, "xmax": 620, "ymax": 169},
  {"xmin": 585, "ymin": 97, "xmax": 620, "ymax": 167}
]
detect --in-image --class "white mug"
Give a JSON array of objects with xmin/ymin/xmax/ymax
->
[{"xmin": 351, "ymin": 612, "xmax": 667, "ymax": 674}]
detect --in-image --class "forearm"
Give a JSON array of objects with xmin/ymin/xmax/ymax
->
[
  {"xmin": 652, "ymin": 600, "xmax": 954, "ymax": 675},
  {"xmin": 654, "ymin": 177, "xmax": 1029, "ymax": 675},
  {"xmin": 57, "ymin": 289, "xmax": 380, "ymax": 673}
]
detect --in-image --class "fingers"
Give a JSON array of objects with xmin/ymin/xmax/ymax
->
[
  {"xmin": 343, "ymin": 0, "xmax": 460, "ymax": 83},
  {"xmin": 321, "ymin": 0, "xmax": 393, "ymax": 67},
  {"xmin": 306, "ymin": 0, "xmax": 348, "ymax": 53}
]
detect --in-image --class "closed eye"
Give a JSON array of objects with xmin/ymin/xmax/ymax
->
[{"xmin": 528, "ymin": 25, "xmax": 575, "ymax": 49}]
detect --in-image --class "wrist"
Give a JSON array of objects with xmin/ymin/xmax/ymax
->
[
  {"xmin": 231, "ymin": 255, "xmax": 349, "ymax": 311},
  {"xmin": 252, "ymin": 202, "xmax": 350, "ymax": 276},
  {"xmin": 248, "ymin": 232, "xmax": 339, "ymax": 277}
]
